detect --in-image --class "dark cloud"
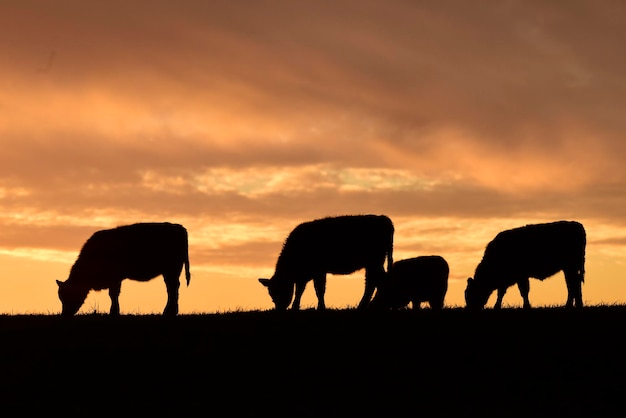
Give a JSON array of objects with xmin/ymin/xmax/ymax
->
[{"xmin": 4, "ymin": 0, "xmax": 626, "ymax": 138}]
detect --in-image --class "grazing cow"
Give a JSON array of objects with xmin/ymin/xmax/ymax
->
[
  {"xmin": 56, "ymin": 222, "xmax": 191, "ymax": 316},
  {"xmin": 370, "ymin": 255, "xmax": 449, "ymax": 310},
  {"xmin": 259, "ymin": 214, "xmax": 394, "ymax": 311},
  {"xmin": 465, "ymin": 220, "xmax": 586, "ymax": 310}
]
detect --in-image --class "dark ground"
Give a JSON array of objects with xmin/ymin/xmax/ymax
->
[{"xmin": 1, "ymin": 306, "xmax": 625, "ymax": 417}]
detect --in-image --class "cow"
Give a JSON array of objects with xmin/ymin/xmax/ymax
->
[
  {"xmin": 370, "ymin": 255, "xmax": 449, "ymax": 310},
  {"xmin": 465, "ymin": 220, "xmax": 586, "ymax": 310},
  {"xmin": 56, "ymin": 222, "xmax": 191, "ymax": 316},
  {"xmin": 259, "ymin": 214, "xmax": 394, "ymax": 311}
]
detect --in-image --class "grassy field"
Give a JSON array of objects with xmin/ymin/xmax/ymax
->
[{"xmin": 1, "ymin": 306, "xmax": 625, "ymax": 417}]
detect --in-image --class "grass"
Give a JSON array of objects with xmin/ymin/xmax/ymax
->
[{"xmin": 1, "ymin": 306, "xmax": 625, "ymax": 417}]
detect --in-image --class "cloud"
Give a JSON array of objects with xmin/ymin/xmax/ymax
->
[
  {"xmin": 2, "ymin": 0, "xmax": 626, "ymax": 301},
  {"xmin": 4, "ymin": 1, "xmax": 626, "ymax": 126}
]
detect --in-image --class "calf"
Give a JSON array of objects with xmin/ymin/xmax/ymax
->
[{"xmin": 370, "ymin": 256, "xmax": 449, "ymax": 310}]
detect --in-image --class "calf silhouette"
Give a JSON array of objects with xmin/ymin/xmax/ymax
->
[
  {"xmin": 465, "ymin": 220, "xmax": 586, "ymax": 310},
  {"xmin": 56, "ymin": 222, "xmax": 191, "ymax": 316},
  {"xmin": 370, "ymin": 255, "xmax": 449, "ymax": 310},
  {"xmin": 259, "ymin": 214, "xmax": 394, "ymax": 310}
]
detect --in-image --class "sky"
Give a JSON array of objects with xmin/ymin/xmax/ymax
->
[{"xmin": 1, "ymin": 0, "xmax": 626, "ymax": 314}]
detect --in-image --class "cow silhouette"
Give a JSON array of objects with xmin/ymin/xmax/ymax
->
[
  {"xmin": 56, "ymin": 222, "xmax": 191, "ymax": 316},
  {"xmin": 370, "ymin": 255, "xmax": 449, "ymax": 310},
  {"xmin": 259, "ymin": 214, "xmax": 394, "ymax": 310},
  {"xmin": 465, "ymin": 220, "xmax": 586, "ymax": 310}
]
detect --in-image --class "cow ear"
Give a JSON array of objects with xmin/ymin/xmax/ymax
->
[
  {"xmin": 258, "ymin": 278, "xmax": 270, "ymax": 287},
  {"xmin": 56, "ymin": 280, "xmax": 63, "ymax": 287},
  {"xmin": 467, "ymin": 277, "xmax": 473, "ymax": 285}
]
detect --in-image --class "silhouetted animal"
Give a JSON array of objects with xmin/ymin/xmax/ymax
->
[
  {"xmin": 259, "ymin": 214, "xmax": 394, "ymax": 310},
  {"xmin": 370, "ymin": 255, "xmax": 449, "ymax": 310},
  {"xmin": 56, "ymin": 222, "xmax": 191, "ymax": 316},
  {"xmin": 465, "ymin": 220, "xmax": 586, "ymax": 310}
]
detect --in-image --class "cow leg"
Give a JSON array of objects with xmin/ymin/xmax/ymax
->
[
  {"xmin": 292, "ymin": 280, "xmax": 307, "ymax": 311},
  {"xmin": 313, "ymin": 274, "xmax": 327, "ymax": 310},
  {"xmin": 564, "ymin": 269, "xmax": 583, "ymax": 308},
  {"xmin": 429, "ymin": 297, "xmax": 444, "ymax": 311},
  {"xmin": 494, "ymin": 288, "xmax": 506, "ymax": 309},
  {"xmin": 108, "ymin": 281, "xmax": 122, "ymax": 316},
  {"xmin": 359, "ymin": 266, "xmax": 384, "ymax": 310},
  {"xmin": 517, "ymin": 277, "xmax": 531, "ymax": 309},
  {"xmin": 163, "ymin": 273, "xmax": 181, "ymax": 316},
  {"xmin": 357, "ymin": 268, "xmax": 376, "ymax": 310}
]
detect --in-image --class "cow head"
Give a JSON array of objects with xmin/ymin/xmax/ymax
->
[
  {"xmin": 464, "ymin": 277, "xmax": 491, "ymax": 310},
  {"xmin": 56, "ymin": 280, "xmax": 90, "ymax": 316},
  {"xmin": 259, "ymin": 277, "xmax": 294, "ymax": 311}
]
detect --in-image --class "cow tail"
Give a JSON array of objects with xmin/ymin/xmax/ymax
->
[
  {"xmin": 185, "ymin": 252, "xmax": 191, "ymax": 286},
  {"xmin": 387, "ymin": 223, "xmax": 394, "ymax": 275},
  {"xmin": 580, "ymin": 225, "xmax": 586, "ymax": 283},
  {"xmin": 184, "ymin": 228, "xmax": 191, "ymax": 287}
]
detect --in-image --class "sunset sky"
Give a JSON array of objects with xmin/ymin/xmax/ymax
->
[{"xmin": 2, "ymin": 0, "xmax": 626, "ymax": 314}]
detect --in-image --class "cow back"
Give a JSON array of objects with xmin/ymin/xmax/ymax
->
[
  {"xmin": 480, "ymin": 220, "xmax": 586, "ymax": 281},
  {"xmin": 276, "ymin": 215, "xmax": 394, "ymax": 275},
  {"xmin": 69, "ymin": 222, "xmax": 189, "ymax": 288}
]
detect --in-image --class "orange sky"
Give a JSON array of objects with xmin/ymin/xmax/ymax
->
[{"xmin": 1, "ymin": 0, "xmax": 626, "ymax": 314}]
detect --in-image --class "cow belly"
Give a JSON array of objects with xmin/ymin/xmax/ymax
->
[
  {"xmin": 127, "ymin": 274, "xmax": 161, "ymax": 282},
  {"xmin": 327, "ymin": 266, "xmax": 363, "ymax": 275},
  {"xmin": 125, "ymin": 268, "xmax": 165, "ymax": 282},
  {"xmin": 528, "ymin": 265, "xmax": 566, "ymax": 281}
]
